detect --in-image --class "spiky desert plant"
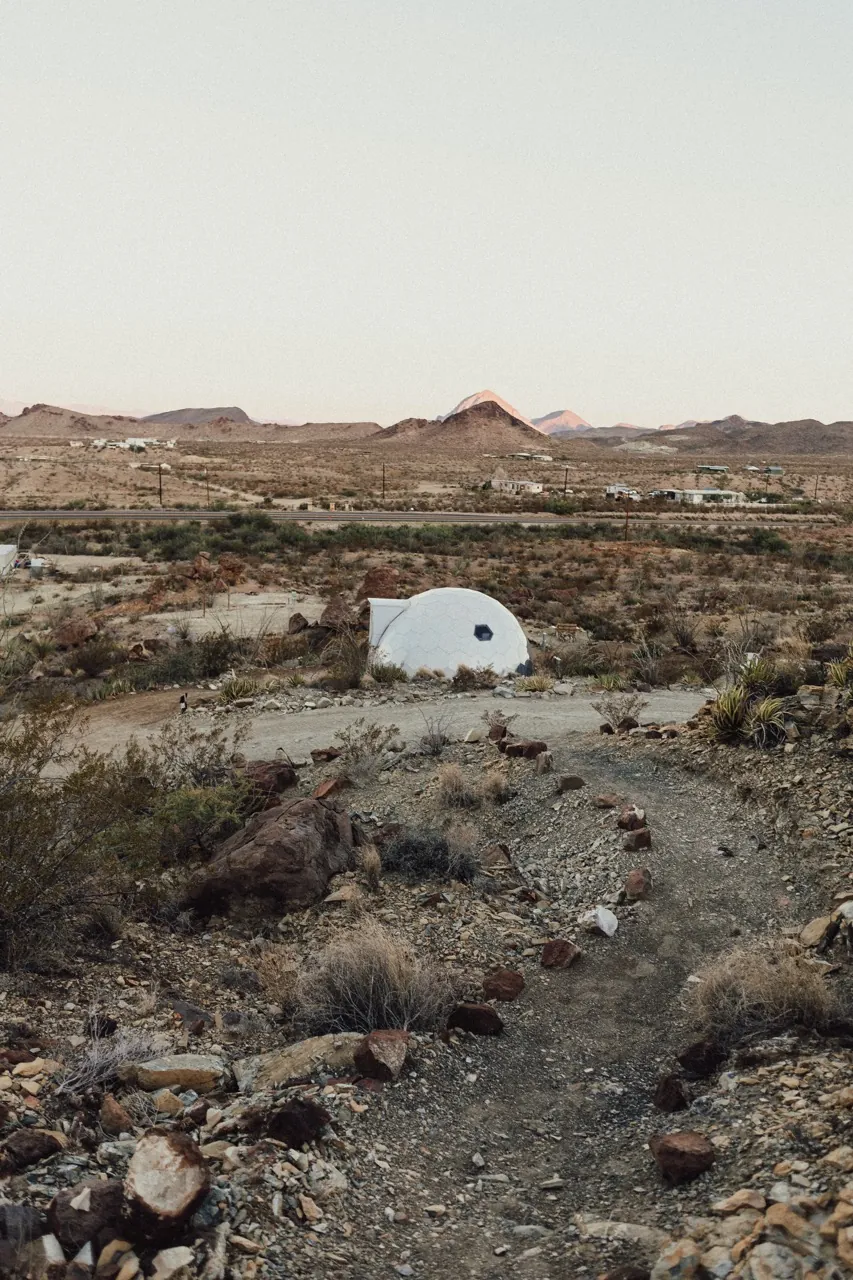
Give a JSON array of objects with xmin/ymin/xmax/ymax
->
[
  {"xmin": 827, "ymin": 660, "xmax": 853, "ymax": 689},
  {"xmin": 737, "ymin": 656, "xmax": 777, "ymax": 697},
  {"xmin": 708, "ymin": 686, "xmax": 750, "ymax": 743},
  {"xmin": 746, "ymin": 697, "xmax": 786, "ymax": 748}
]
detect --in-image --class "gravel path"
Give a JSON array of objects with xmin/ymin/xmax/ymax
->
[{"xmin": 81, "ymin": 687, "xmax": 708, "ymax": 759}]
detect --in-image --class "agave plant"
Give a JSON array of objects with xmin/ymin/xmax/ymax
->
[
  {"xmin": 708, "ymin": 687, "xmax": 750, "ymax": 743},
  {"xmin": 827, "ymin": 660, "xmax": 852, "ymax": 689},
  {"xmin": 737, "ymin": 656, "xmax": 778, "ymax": 697},
  {"xmin": 745, "ymin": 697, "xmax": 786, "ymax": 749}
]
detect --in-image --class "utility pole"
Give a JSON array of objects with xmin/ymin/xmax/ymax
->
[
  {"xmin": 563, "ymin": 467, "xmax": 569, "ymax": 496},
  {"xmin": 158, "ymin": 463, "xmax": 163, "ymax": 507},
  {"xmin": 814, "ymin": 474, "xmax": 820, "ymax": 500},
  {"xmin": 624, "ymin": 496, "xmax": 630, "ymax": 542},
  {"xmin": 382, "ymin": 463, "xmax": 386, "ymax": 501},
  {"xmin": 205, "ymin": 471, "xmax": 210, "ymax": 505}
]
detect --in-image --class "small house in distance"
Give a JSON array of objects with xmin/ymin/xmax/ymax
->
[
  {"xmin": 649, "ymin": 488, "xmax": 746, "ymax": 507},
  {"xmin": 696, "ymin": 464, "xmax": 730, "ymax": 475},
  {"xmin": 490, "ymin": 467, "xmax": 543, "ymax": 496},
  {"xmin": 368, "ymin": 587, "xmax": 531, "ymax": 678}
]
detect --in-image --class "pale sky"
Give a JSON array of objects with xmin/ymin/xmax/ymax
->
[{"xmin": 1, "ymin": 1, "xmax": 851, "ymax": 428}]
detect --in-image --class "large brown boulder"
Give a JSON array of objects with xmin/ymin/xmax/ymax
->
[
  {"xmin": 356, "ymin": 566, "xmax": 401, "ymax": 601},
  {"xmin": 319, "ymin": 596, "xmax": 358, "ymax": 630},
  {"xmin": 53, "ymin": 613, "xmax": 98, "ymax": 648},
  {"xmin": 180, "ymin": 798, "xmax": 355, "ymax": 915},
  {"xmin": 244, "ymin": 760, "xmax": 298, "ymax": 809},
  {"xmin": 124, "ymin": 1131, "xmax": 209, "ymax": 1239},
  {"xmin": 48, "ymin": 1178, "xmax": 124, "ymax": 1253},
  {"xmin": 649, "ymin": 1131, "xmax": 715, "ymax": 1184}
]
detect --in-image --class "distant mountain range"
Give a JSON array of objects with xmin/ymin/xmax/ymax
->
[{"xmin": 142, "ymin": 406, "xmax": 253, "ymax": 426}]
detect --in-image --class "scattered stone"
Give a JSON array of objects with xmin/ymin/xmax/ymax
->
[
  {"xmin": 605, "ymin": 1268, "xmax": 651, "ymax": 1280},
  {"xmin": 153, "ymin": 1088, "xmax": 184, "ymax": 1116},
  {"xmin": 624, "ymin": 867, "xmax": 653, "ymax": 901},
  {"xmin": 712, "ymin": 1189, "xmax": 766, "ymax": 1214},
  {"xmin": 54, "ymin": 612, "xmax": 98, "ymax": 648},
  {"xmin": 447, "ymin": 1003, "xmax": 504, "ymax": 1035},
  {"xmin": 623, "ymin": 827, "xmax": 652, "ymax": 852},
  {"xmin": 134, "ymin": 1054, "xmax": 228, "ymax": 1093},
  {"xmin": 480, "ymin": 842, "xmax": 511, "ymax": 869},
  {"xmin": 535, "ymin": 750, "xmax": 553, "ymax": 774},
  {"xmin": 650, "ymin": 1131, "xmax": 716, "ymax": 1184},
  {"xmin": 654, "ymin": 1073, "xmax": 689, "ymax": 1113},
  {"xmin": 594, "ymin": 794, "xmax": 620, "ymax": 808},
  {"xmin": 677, "ymin": 1040, "xmax": 727, "ymax": 1079},
  {"xmin": 354, "ymin": 1030, "xmax": 410, "ymax": 1081},
  {"xmin": 649, "ymin": 1237, "xmax": 701, "ymax": 1278},
  {"xmin": 124, "ymin": 1130, "xmax": 210, "ymax": 1238},
  {"xmin": 464, "ymin": 728, "xmax": 484, "ymax": 743},
  {"xmin": 150, "ymin": 1246, "xmax": 195, "ymax": 1280},
  {"xmin": 580, "ymin": 906, "xmax": 619, "ymax": 937},
  {"xmin": 617, "ymin": 716, "xmax": 640, "ymax": 732},
  {"xmin": 234, "ymin": 1033, "xmax": 363, "ymax": 1092},
  {"xmin": 313, "ymin": 776, "xmax": 353, "ymax": 799},
  {"xmin": 618, "ymin": 805, "xmax": 647, "ymax": 830},
  {"xmin": 540, "ymin": 939, "xmax": 582, "ymax": 968},
  {"xmin": 502, "ymin": 739, "xmax": 549, "ymax": 759},
  {"xmin": 558, "ymin": 774, "xmax": 586, "ymax": 792},
  {"xmin": 482, "ymin": 968, "xmax": 525, "ymax": 1001},
  {"xmin": 800, "ymin": 915, "xmax": 833, "ymax": 948},
  {"xmin": 48, "ymin": 1178, "xmax": 124, "ymax": 1254},
  {"xmin": 310, "ymin": 747, "xmax": 342, "ymax": 763},
  {"xmin": 99, "ymin": 1093, "xmax": 133, "ymax": 1135},
  {"xmin": 244, "ymin": 760, "xmax": 298, "ymax": 807},
  {"xmin": 1, "ymin": 1128, "xmax": 66, "ymax": 1172}
]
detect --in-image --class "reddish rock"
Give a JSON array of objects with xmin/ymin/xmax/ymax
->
[
  {"xmin": 480, "ymin": 842, "xmax": 511, "ymax": 869},
  {"xmin": 53, "ymin": 613, "xmax": 98, "ymax": 648},
  {"xmin": 313, "ymin": 776, "xmax": 353, "ymax": 799},
  {"xmin": 356, "ymin": 565, "xmax": 401, "ymax": 601},
  {"xmin": 676, "ymin": 1039, "xmax": 727, "ymax": 1079},
  {"xmin": 623, "ymin": 827, "xmax": 651, "ymax": 852},
  {"xmin": 48, "ymin": 1178, "xmax": 124, "ymax": 1253},
  {"xmin": 354, "ymin": 1030, "xmax": 410, "ymax": 1081},
  {"xmin": 100, "ymin": 1093, "xmax": 134, "ymax": 1136},
  {"xmin": 311, "ymin": 747, "xmax": 342, "ymax": 763},
  {"xmin": 245, "ymin": 760, "xmax": 298, "ymax": 809},
  {"xmin": 594, "ymin": 794, "xmax": 620, "ymax": 809},
  {"xmin": 124, "ymin": 1130, "xmax": 210, "ymax": 1238},
  {"xmin": 502, "ymin": 739, "xmax": 548, "ymax": 760},
  {"xmin": 605, "ymin": 1269, "xmax": 651, "ymax": 1280},
  {"xmin": 1, "ymin": 1129, "xmax": 65, "ymax": 1173},
  {"xmin": 216, "ymin": 552, "xmax": 246, "ymax": 585},
  {"xmin": 447, "ymin": 1003, "xmax": 504, "ymax": 1036},
  {"xmin": 644, "ymin": 728, "xmax": 663, "ymax": 739},
  {"xmin": 557, "ymin": 775, "xmax": 586, "ymax": 792},
  {"xmin": 617, "ymin": 805, "xmax": 647, "ymax": 830},
  {"xmin": 541, "ymin": 939, "xmax": 582, "ymax": 969},
  {"xmin": 653, "ymin": 1073, "xmax": 689, "ymax": 1113},
  {"xmin": 288, "ymin": 611, "xmax": 309, "ymax": 634},
  {"xmin": 617, "ymin": 716, "xmax": 640, "ymax": 732},
  {"xmin": 487, "ymin": 723, "xmax": 508, "ymax": 742},
  {"xmin": 599, "ymin": 723, "xmax": 615, "ymax": 735},
  {"xmin": 246, "ymin": 1097, "xmax": 331, "ymax": 1146},
  {"xmin": 649, "ymin": 1130, "xmax": 716, "ymax": 1184},
  {"xmin": 180, "ymin": 798, "xmax": 355, "ymax": 915},
  {"xmin": 319, "ymin": 596, "xmax": 357, "ymax": 630},
  {"xmin": 482, "ymin": 968, "xmax": 525, "ymax": 1002},
  {"xmin": 623, "ymin": 868, "xmax": 652, "ymax": 901}
]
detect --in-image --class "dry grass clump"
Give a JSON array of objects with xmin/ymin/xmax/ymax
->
[
  {"xmin": 518, "ymin": 673, "xmax": 554, "ymax": 692},
  {"xmin": 333, "ymin": 717, "xmax": 400, "ymax": 780},
  {"xmin": 382, "ymin": 826, "xmax": 477, "ymax": 883},
  {"xmin": 436, "ymin": 763, "xmax": 481, "ymax": 809},
  {"xmin": 691, "ymin": 943, "xmax": 836, "ymax": 1047},
  {"xmin": 482, "ymin": 768, "xmax": 512, "ymax": 804},
  {"xmin": 255, "ymin": 943, "xmax": 300, "ymax": 1015},
  {"xmin": 452, "ymin": 663, "xmax": 498, "ymax": 690},
  {"xmin": 298, "ymin": 922, "xmax": 457, "ymax": 1033},
  {"xmin": 359, "ymin": 844, "xmax": 382, "ymax": 892},
  {"xmin": 58, "ymin": 1028, "xmax": 168, "ymax": 1096},
  {"xmin": 591, "ymin": 690, "xmax": 649, "ymax": 729}
]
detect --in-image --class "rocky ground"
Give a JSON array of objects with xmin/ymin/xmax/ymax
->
[{"xmin": 2, "ymin": 689, "xmax": 853, "ymax": 1280}]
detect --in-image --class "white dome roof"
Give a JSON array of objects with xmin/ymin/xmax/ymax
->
[{"xmin": 369, "ymin": 587, "xmax": 530, "ymax": 678}]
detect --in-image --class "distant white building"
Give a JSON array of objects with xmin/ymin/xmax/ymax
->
[
  {"xmin": 0, "ymin": 545, "xmax": 18, "ymax": 578},
  {"xmin": 490, "ymin": 467, "xmax": 543, "ymax": 496},
  {"xmin": 649, "ymin": 488, "xmax": 746, "ymax": 507},
  {"xmin": 605, "ymin": 485, "xmax": 641, "ymax": 501}
]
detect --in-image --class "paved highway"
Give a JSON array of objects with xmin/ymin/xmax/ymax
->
[{"xmin": 0, "ymin": 508, "xmax": 577, "ymax": 526}]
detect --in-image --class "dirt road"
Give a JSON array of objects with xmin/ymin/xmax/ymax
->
[{"xmin": 81, "ymin": 687, "xmax": 708, "ymax": 759}]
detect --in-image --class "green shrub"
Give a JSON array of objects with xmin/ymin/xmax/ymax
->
[
  {"xmin": 75, "ymin": 636, "xmax": 118, "ymax": 678},
  {"xmin": 708, "ymin": 687, "xmax": 750, "ymax": 743},
  {"xmin": 371, "ymin": 662, "xmax": 408, "ymax": 685},
  {"xmin": 745, "ymin": 697, "xmax": 786, "ymax": 749}
]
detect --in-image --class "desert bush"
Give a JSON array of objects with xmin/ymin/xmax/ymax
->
[
  {"xmin": 598, "ymin": 671, "xmax": 626, "ymax": 691},
  {"xmin": 419, "ymin": 709, "xmax": 452, "ymax": 757},
  {"xmin": 482, "ymin": 769, "xmax": 512, "ymax": 804},
  {"xmin": 359, "ymin": 844, "xmax": 382, "ymax": 892},
  {"xmin": 666, "ymin": 606, "xmax": 701, "ymax": 653},
  {"xmin": 452, "ymin": 663, "xmax": 498, "ymax": 690},
  {"xmin": 827, "ymin": 660, "xmax": 853, "ymax": 689},
  {"xmin": 382, "ymin": 827, "xmax": 477, "ymax": 882},
  {"xmin": 371, "ymin": 661, "xmax": 408, "ymax": 685},
  {"xmin": 74, "ymin": 636, "xmax": 117, "ymax": 678},
  {"xmin": 591, "ymin": 690, "xmax": 648, "ymax": 730},
  {"xmin": 334, "ymin": 717, "xmax": 400, "ymax": 780},
  {"xmin": 691, "ymin": 943, "xmax": 836, "ymax": 1047},
  {"xmin": 58, "ymin": 1027, "xmax": 168, "ymax": 1095},
  {"xmin": 548, "ymin": 634, "xmax": 602, "ymax": 678},
  {"xmin": 322, "ymin": 627, "xmax": 368, "ymax": 689},
  {"xmin": 435, "ymin": 763, "xmax": 481, "ymax": 809},
  {"xmin": 481, "ymin": 708, "xmax": 517, "ymax": 732},
  {"xmin": 518, "ymin": 674, "xmax": 554, "ymax": 692},
  {"xmin": 630, "ymin": 634, "xmax": 665, "ymax": 686},
  {"xmin": 298, "ymin": 922, "xmax": 457, "ymax": 1033},
  {"xmin": 745, "ymin": 697, "xmax": 786, "ymax": 749},
  {"xmin": 255, "ymin": 943, "xmax": 300, "ymax": 1015},
  {"xmin": 737, "ymin": 656, "xmax": 778, "ymax": 697},
  {"xmin": 805, "ymin": 611, "xmax": 842, "ymax": 644},
  {"xmin": 260, "ymin": 632, "xmax": 309, "ymax": 666}
]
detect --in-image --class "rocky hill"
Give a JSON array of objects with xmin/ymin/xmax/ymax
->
[
  {"xmin": 382, "ymin": 401, "xmax": 554, "ymax": 451},
  {"xmin": 442, "ymin": 389, "xmax": 534, "ymax": 429},
  {"xmin": 533, "ymin": 408, "xmax": 591, "ymax": 434},
  {"xmin": 142, "ymin": 406, "xmax": 253, "ymax": 426},
  {"xmin": 0, "ymin": 403, "xmax": 140, "ymax": 438},
  {"xmin": 655, "ymin": 413, "xmax": 853, "ymax": 454}
]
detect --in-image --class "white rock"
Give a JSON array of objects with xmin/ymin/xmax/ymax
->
[{"xmin": 580, "ymin": 906, "xmax": 618, "ymax": 937}]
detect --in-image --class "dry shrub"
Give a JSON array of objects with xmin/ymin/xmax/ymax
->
[
  {"xmin": 58, "ymin": 1027, "xmax": 168, "ymax": 1095},
  {"xmin": 255, "ymin": 943, "xmax": 300, "ymax": 1015},
  {"xmin": 591, "ymin": 690, "xmax": 649, "ymax": 729},
  {"xmin": 452, "ymin": 663, "xmax": 498, "ymax": 691},
  {"xmin": 691, "ymin": 943, "xmax": 836, "ymax": 1047},
  {"xmin": 298, "ymin": 922, "xmax": 457, "ymax": 1033},
  {"xmin": 382, "ymin": 827, "xmax": 477, "ymax": 883},
  {"xmin": 482, "ymin": 768, "xmax": 512, "ymax": 805},
  {"xmin": 518, "ymin": 674, "xmax": 554, "ymax": 692},
  {"xmin": 436, "ymin": 763, "xmax": 481, "ymax": 809},
  {"xmin": 334, "ymin": 717, "xmax": 400, "ymax": 781},
  {"xmin": 359, "ymin": 844, "xmax": 382, "ymax": 892}
]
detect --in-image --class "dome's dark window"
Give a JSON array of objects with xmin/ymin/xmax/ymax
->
[{"xmin": 474, "ymin": 624, "xmax": 493, "ymax": 641}]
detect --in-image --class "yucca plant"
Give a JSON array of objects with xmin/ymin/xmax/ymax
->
[
  {"xmin": 709, "ymin": 686, "xmax": 750, "ymax": 743},
  {"xmin": 218, "ymin": 675, "xmax": 261, "ymax": 704},
  {"xmin": 746, "ymin": 697, "xmax": 786, "ymax": 749},
  {"xmin": 738, "ymin": 656, "xmax": 778, "ymax": 697},
  {"xmin": 518, "ymin": 674, "xmax": 554, "ymax": 692},
  {"xmin": 598, "ymin": 671, "xmax": 626, "ymax": 691},
  {"xmin": 827, "ymin": 660, "xmax": 853, "ymax": 689}
]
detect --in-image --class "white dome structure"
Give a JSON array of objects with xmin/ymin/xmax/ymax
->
[{"xmin": 368, "ymin": 587, "xmax": 531, "ymax": 678}]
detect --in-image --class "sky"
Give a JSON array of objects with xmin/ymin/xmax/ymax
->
[{"xmin": 1, "ymin": 0, "xmax": 852, "ymax": 428}]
